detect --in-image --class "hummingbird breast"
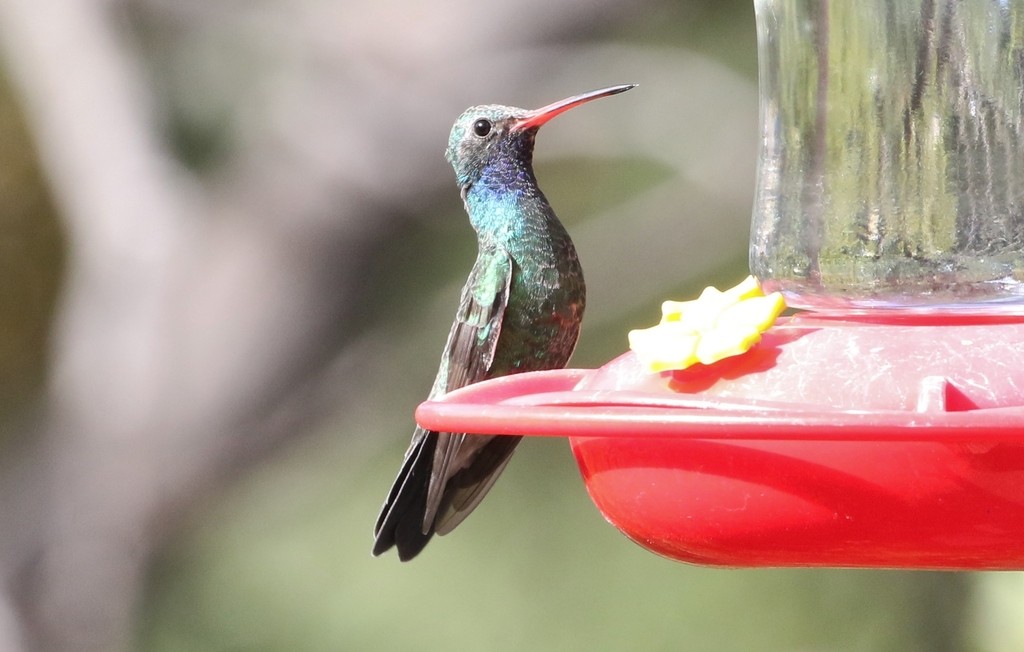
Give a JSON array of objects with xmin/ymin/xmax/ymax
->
[
  {"xmin": 490, "ymin": 225, "xmax": 585, "ymax": 374},
  {"xmin": 465, "ymin": 161, "xmax": 586, "ymax": 374}
]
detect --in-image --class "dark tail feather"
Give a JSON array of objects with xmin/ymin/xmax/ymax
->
[{"xmin": 372, "ymin": 432, "xmax": 437, "ymax": 561}]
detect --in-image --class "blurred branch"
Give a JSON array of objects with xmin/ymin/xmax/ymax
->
[{"xmin": 0, "ymin": 0, "xmax": 202, "ymax": 648}]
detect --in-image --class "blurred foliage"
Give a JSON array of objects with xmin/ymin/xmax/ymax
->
[{"xmin": 0, "ymin": 68, "xmax": 64, "ymax": 427}]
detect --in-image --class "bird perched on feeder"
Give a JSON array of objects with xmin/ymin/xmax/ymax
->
[{"xmin": 373, "ymin": 84, "xmax": 635, "ymax": 560}]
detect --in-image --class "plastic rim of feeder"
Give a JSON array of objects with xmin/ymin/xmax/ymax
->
[{"xmin": 417, "ymin": 312, "xmax": 1024, "ymax": 570}]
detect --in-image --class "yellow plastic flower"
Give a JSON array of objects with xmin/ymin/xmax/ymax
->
[{"xmin": 628, "ymin": 276, "xmax": 786, "ymax": 373}]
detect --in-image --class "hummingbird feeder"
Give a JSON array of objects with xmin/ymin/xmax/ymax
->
[{"xmin": 417, "ymin": 0, "xmax": 1024, "ymax": 569}]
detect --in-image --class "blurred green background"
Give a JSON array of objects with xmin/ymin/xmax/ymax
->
[{"xmin": 0, "ymin": 0, "xmax": 1022, "ymax": 650}]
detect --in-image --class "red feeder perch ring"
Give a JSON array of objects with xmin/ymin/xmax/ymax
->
[{"xmin": 416, "ymin": 312, "xmax": 1024, "ymax": 570}]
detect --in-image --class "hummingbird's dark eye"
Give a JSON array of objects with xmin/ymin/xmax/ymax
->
[{"xmin": 472, "ymin": 119, "xmax": 492, "ymax": 137}]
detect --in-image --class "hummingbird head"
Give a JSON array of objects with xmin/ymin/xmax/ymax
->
[{"xmin": 445, "ymin": 84, "xmax": 636, "ymax": 194}]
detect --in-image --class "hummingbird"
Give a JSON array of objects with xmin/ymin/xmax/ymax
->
[{"xmin": 372, "ymin": 84, "xmax": 635, "ymax": 561}]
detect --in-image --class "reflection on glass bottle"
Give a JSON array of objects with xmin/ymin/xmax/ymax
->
[{"xmin": 750, "ymin": 0, "xmax": 1024, "ymax": 309}]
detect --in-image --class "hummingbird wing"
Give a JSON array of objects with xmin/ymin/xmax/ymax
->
[
  {"xmin": 436, "ymin": 245, "xmax": 513, "ymax": 394},
  {"xmin": 372, "ymin": 245, "xmax": 513, "ymax": 560},
  {"xmin": 425, "ymin": 245, "xmax": 513, "ymax": 526}
]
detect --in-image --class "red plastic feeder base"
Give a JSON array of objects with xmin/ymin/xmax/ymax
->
[{"xmin": 416, "ymin": 312, "xmax": 1024, "ymax": 569}]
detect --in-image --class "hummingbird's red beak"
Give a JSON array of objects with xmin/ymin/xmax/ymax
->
[{"xmin": 511, "ymin": 84, "xmax": 636, "ymax": 132}]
